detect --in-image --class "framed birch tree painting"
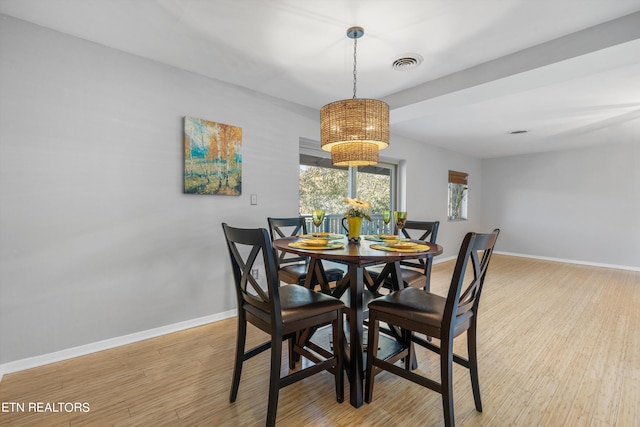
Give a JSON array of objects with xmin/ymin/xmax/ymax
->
[{"xmin": 184, "ymin": 116, "xmax": 242, "ymax": 195}]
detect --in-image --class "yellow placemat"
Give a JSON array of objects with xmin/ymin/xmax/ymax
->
[
  {"xmin": 289, "ymin": 241, "xmax": 345, "ymax": 250},
  {"xmin": 370, "ymin": 243, "xmax": 430, "ymax": 253}
]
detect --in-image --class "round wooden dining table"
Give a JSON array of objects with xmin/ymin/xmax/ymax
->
[{"xmin": 273, "ymin": 235, "xmax": 443, "ymax": 408}]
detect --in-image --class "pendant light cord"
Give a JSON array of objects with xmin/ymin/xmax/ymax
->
[{"xmin": 352, "ymin": 36, "xmax": 358, "ymax": 99}]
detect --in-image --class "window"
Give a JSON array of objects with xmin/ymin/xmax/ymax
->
[
  {"xmin": 299, "ymin": 154, "xmax": 348, "ymax": 215},
  {"xmin": 299, "ymin": 143, "xmax": 397, "ymax": 234},
  {"xmin": 355, "ymin": 165, "xmax": 393, "ymax": 213},
  {"xmin": 448, "ymin": 170, "xmax": 468, "ymax": 221}
]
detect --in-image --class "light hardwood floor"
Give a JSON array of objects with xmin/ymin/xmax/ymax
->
[{"xmin": 1, "ymin": 255, "xmax": 639, "ymax": 426}]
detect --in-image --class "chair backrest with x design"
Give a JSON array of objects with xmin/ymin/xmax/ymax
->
[
  {"xmin": 443, "ymin": 228, "xmax": 499, "ymax": 338},
  {"xmin": 223, "ymin": 223, "xmax": 282, "ymax": 325},
  {"xmin": 267, "ymin": 217, "xmax": 309, "ymax": 267},
  {"xmin": 396, "ymin": 220, "xmax": 439, "ymax": 271}
]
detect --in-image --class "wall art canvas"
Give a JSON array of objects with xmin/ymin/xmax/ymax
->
[{"xmin": 184, "ymin": 116, "xmax": 242, "ymax": 195}]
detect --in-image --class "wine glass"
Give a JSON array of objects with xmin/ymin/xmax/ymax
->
[
  {"xmin": 312, "ymin": 209, "xmax": 325, "ymax": 234},
  {"xmin": 382, "ymin": 210, "xmax": 391, "ymax": 234},
  {"xmin": 394, "ymin": 211, "xmax": 407, "ymax": 238}
]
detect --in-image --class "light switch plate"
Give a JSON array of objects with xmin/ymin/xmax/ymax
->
[{"xmin": 250, "ymin": 194, "xmax": 257, "ymax": 205}]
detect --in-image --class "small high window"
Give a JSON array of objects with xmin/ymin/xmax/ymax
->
[{"xmin": 448, "ymin": 170, "xmax": 468, "ymax": 221}]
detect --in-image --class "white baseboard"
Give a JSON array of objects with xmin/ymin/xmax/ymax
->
[
  {"xmin": 433, "ymin": 255, "xmax": 457, "ymax": 264},
  {"xmin": 0, "ymin": 309, "xmax": 237, "ymax": 383},
  {"xmin": 495, "ymin": 251, "xmax": 640, "ymax": 272},
  {"xmin": 434, "ymin": 251, "xmax": 640, "ymax": 272}
]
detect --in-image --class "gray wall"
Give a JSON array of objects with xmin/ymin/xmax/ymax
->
[
  {"xmin": 0, "ymin": 15, "xmax": 483, "ymax": 365},
  {"xmin": 387, "ymin": 135, "xmax": 485, "ymax": 264},
  {"xmin": 481, "ymin": 121, "xmax": 640, "ymax": 268},
  {"xmin": 0, "ymin": 15, "xmax": 308, "ymax": 364}
]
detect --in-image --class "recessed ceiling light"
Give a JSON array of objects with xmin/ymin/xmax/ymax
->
[
  {"xmin": 392, "ymin": 54, "xmax": 423, "ymax": 71},
  {"xmin": 508, "ymin": 130, "xmax": 529, "ymax": 134}
]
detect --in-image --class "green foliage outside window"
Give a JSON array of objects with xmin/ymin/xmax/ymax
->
[
  {"xmin": 448, "ymin": 183, "xmax": 468, "ymax": 220},
  {"xmin": 356, "ymin": 171, "xmax": 391, "ymax": 214},
  {"xmin": 299, "ymin": 166, "xmax": 348, "ymax": 214},
  {"xmin": 299, "ymin": 166, "xmax": 391, "ymax": 215}
]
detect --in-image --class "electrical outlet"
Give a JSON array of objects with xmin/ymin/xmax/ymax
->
[{"xmin": 251, "ymin": 268, "xmax": 259, "ymax": 279}]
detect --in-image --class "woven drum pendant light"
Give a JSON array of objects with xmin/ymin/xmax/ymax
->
[{"xmin": 320, "ymin": 26, "xmax": 389, "ymax": 166}]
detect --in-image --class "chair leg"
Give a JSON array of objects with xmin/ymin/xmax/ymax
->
[
  {"xmin": 424, "ymin": 259, "xmax": 433, "ymax": 292},
  {"xmin": 230, "ymin": 315, "xmax": 247, "ymax": 403},
  {"xmin": 441, "ymin": 337, "xmax": 455, "ymax": 427},
  {"xmin": 467, "ymin": 323, "xmax": 483, "ymax": 412},
  {"xmin": 403, "ymin": 328, "xmax": 413, "ymax": 370},
  {"xmin": 364, "ymin": 313, "xmax": 380, "ymax": 403},
  {"xmin": 423, "ymin": 260, "xmax": 433, "ymax": 343},
  {"xmin": 288, "ymin": 334, "xmax": 296, "ymax": 370},
  {"xmin": 266, "ymin": 333, "xmax": 283, "ymax": 427},
  {"xmin": 332, "ymin": 314, "xmax": 344, "ymax": 403}
]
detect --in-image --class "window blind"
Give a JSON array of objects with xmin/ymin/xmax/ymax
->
[{"xmin": 448, "ymin": 170, "xmax": 468, "ymax": 185}]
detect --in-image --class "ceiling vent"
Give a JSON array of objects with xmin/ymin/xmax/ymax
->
[{"xmin": 392, "ymin": 54, "xmax": 423, "ymax": 71}]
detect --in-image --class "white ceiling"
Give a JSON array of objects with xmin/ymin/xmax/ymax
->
[{"xmin": 2, "ymin": 0, "xmax": 640, "ymax": 158}]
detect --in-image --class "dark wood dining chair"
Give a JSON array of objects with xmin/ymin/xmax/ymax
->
[
  {"xmin": 364, "ymin": 229, "xmax": 500, "ymax": 427},
  {"xmin": 368, "ymin": 220, "xmax": 440, "ymax": 293},
  {"xmin": 222, "ymin": 223, "xmax": 344, "ymax": 427},
  {"xmin": 267, "ymin": 216, "xmax": 345, "ymax": 292}
]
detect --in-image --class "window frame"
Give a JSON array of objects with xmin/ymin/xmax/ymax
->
[
  {"xmin": 299, "ymin": 140, "xmax": 398, "ymax": 214},
  {"xmin": 448, "ymin": 170, "xmax": 468, "ymax": 221}
]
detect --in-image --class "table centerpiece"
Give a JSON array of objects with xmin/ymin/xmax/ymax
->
[{"xmin": 342, "ymin": 197, "xmax": 371, "ymax": 244}]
